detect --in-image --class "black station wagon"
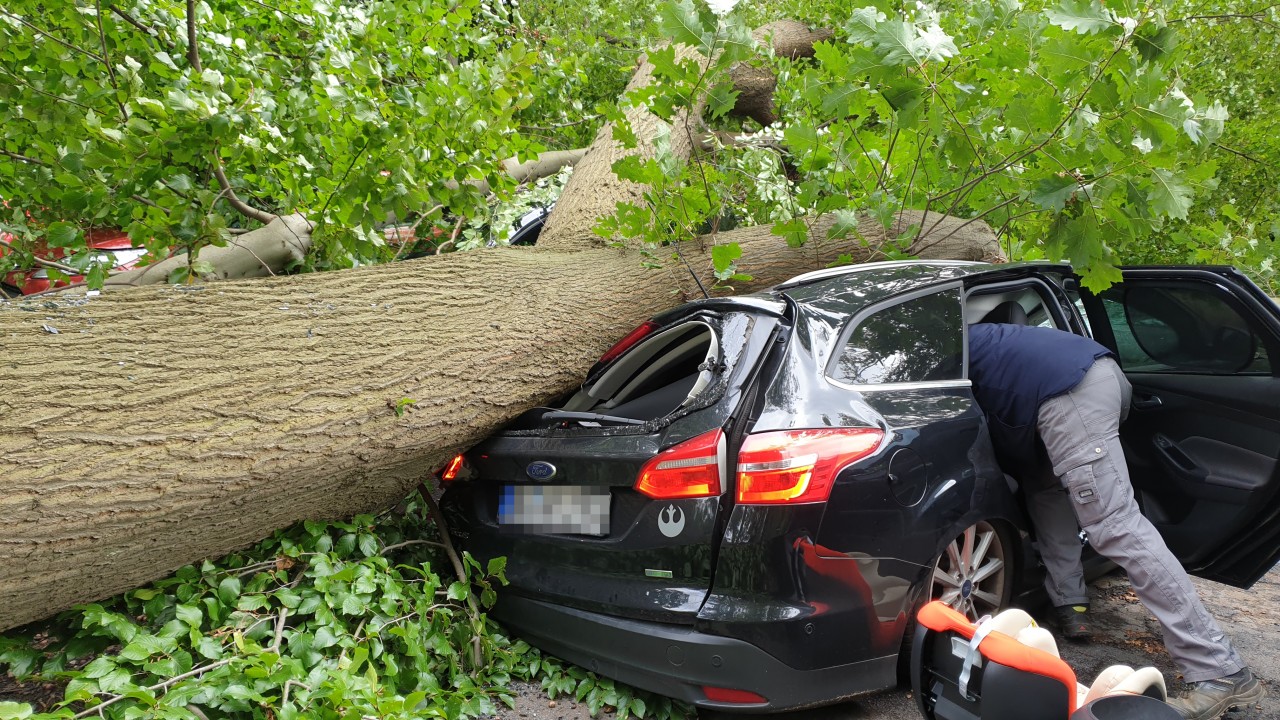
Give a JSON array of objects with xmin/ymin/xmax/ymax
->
[{"xmin": 441, "ymin": 261, "xmax": 1280, "ymax": 711}]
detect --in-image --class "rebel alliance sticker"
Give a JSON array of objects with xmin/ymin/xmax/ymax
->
[{"xmin": 657, "ymin": 505, "xmax": 685, "ymax": 538}]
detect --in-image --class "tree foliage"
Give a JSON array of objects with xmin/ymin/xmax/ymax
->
[{"xmin": 595, "ymin": 0, "xmax": 1256, "ymax": 291}]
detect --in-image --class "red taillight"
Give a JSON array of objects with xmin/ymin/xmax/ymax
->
[
  {"xmin": 440, "ymin": 454, "xmax": 466, "ymax": 482},
  {"xmin": 702, "ymin": 686, "xmax": 767, "ymax": 704},
  {"xmin": 635, "ymin": 429, "xmax": 724, "ymax": 499},
  {"xmin": 736, "ymin": 428, "xmax": 884, "ymax": 505},
  {"xmin": 598, "ymin": 321, "xmax": 659, "ymax": 365}
]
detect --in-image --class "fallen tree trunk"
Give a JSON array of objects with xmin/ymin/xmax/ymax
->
[{"xmin": 0, "ymin": 211, "xmax": 999, "ymax": 631}]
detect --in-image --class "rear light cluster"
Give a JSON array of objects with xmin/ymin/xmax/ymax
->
[
  {"xmin": 633, "ymin": 427, "xmax": 884, "ymax": 504},
  {"xmin": 635, "ymin": 429, "xmax": 724, "ymax": 499},
  {"xmin": 736, "ymin": 428, "xmax": 883, "ymax": 504},
  {"xmin": 440, "ymin": 454, "xmax": 466, "ymax": 482}
]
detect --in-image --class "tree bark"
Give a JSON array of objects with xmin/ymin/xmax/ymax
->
[
  {"xmin": 104, "ymin": 214, "xmax": 314, "ymax": 287},
  {"xmin": 537, "ymin": 42, "xmax": 711, "ymax": 251},
  {"xmin": 729, "ymin": 20, "xmax": 835, "ymax": 127},
  {"xmin": 0, "ymin": 211, "xmax": 999, "ymax": 631}
]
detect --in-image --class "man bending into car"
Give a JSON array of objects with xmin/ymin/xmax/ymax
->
[{"xmin": 967, "ymin": 322, "xmax": 1262, "ymax": 720}]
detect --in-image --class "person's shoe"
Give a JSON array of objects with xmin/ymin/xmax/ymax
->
[
  {"xmin": 1169, "ymin": 667, "xmax": 1265, "ymax": 720},
  {"xmin": 1052, "ymin": 604, "xmax": 1092, "ymax": 641}
]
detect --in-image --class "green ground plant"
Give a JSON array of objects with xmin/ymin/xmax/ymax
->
[{"xmin": 0, "ymin": 492, "xmax": 691, "ymax": 720}]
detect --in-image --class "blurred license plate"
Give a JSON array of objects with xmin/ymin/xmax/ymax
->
[{"xmin": 498, "ymin": 485, "xmax": 610, "ymax": 535}]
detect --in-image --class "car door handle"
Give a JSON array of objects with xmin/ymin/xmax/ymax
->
[{"xmin": 1132, "ymin": 394, "xmax": 1162, "ymax": 410}]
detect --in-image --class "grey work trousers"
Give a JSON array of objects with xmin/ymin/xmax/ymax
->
[{"xmin": 1029, "ymin": 357, "xmax": 1243, "ymax": 682}]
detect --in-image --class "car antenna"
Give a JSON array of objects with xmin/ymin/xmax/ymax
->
[{"xmin": 674, "ymin": 248, "xmax": 710, "ymax": 299}]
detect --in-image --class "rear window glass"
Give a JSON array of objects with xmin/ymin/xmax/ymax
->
[
  {"xmin": 561, "ymin": 321, "xmax": 721, "ymax": 421},
  {"xmin": 830, "ymin": 288, "xmax": 964, "ymax": 386}
]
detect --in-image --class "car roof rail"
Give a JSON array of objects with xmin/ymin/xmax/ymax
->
[{"xmin": 774, "ymin": 259, "xmax": 987, "ymax": 290}]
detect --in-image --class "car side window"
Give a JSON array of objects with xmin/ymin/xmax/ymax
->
[
  {"xmin": 830, "ymin": 288, "xmax": 964, "ymax": 386},
  {"xmin": 1099, "ymin": 284, "xmax": 1272, "ymax": 375}
]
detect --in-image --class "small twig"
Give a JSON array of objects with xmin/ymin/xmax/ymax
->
[
  {"xmin": 93, "ymin": 0, "xmax": 130, "ymax": 121},
  {"xmin": 0, "ymin": 68, "xmax": 95, "ymax": 110},
  {"xmin": 108, "ymin": 4, "xmax": 169, "ymax": 44},
  {"xmin": 520, "ymin": 115, "xmax": 601, "ymax": 132},
  {"xmin": 417, "ymin": 480, "xmax": 484, "ymax": 671},
  {"xmin": 389, "ymin": 204, "xmax": 445, "ymax": 259},
  {"xmin": 234, "ymin": 560, "xmax": 281, "ymax": 578},
  {"xmin": 0, "ymin": 148, "xmax": 47, "ymax": 166},
  {"xmin": 337, "ymin": 619, "xmax": 366, "ymax": 666},
  {"xmin": 186, "ymin": 706, "xmax": 210, "ymax": 720},
  {"xmin": 282, "ymin": 679, "xmax": 311, "ymax": 705},
  {"xmin": 380, "ymin": 539, "xmax": 445, "ymax": 555},
  {"xmin": 316, "ymin": 137, "xmax": 372, "ymax": 224},
  {"xmin": 434, "ymin": 217, "xmax": 466, "ymax": 254},
  {"xmin": 271, "ymin": 608, "xmax": 288, "ymax": 652},
  {"xmin": 1213, "ymin": 142, "xmax": 1268, "ymax": 166},
  {"xmin": 74, "ymin": 658, "xmax": 233, "ymax": 718},
  {"xmin": 0, "ymin": 9, "xmax": 104, "ymax": 62},
  {"xmin": 0, "ymin": 237, "xmax": 82, "ymax": 274}
]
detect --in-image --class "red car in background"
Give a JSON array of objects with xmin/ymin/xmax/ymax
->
[{"xmin": 0, "ymin": 227, "xmax": 147, "ymax": 297}]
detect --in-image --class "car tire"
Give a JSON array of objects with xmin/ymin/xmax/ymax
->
[{"xmin": 897, "ymin": 519, "xmax": 1016, "ymax": 682}]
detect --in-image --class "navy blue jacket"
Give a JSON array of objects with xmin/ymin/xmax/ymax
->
[{"xmin": 967, "ymin": 323, "xmax": 1112, "ymax": 477}]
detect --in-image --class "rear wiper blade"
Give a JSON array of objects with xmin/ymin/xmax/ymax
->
[{"xmin": 540, "ymin": 410, "xmax": 646, "ymax": 426}]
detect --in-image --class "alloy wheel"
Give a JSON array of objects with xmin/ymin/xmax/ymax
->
[{"xmin": 931, "ymin": 520, "xmax": 1008, "ymax": 621}]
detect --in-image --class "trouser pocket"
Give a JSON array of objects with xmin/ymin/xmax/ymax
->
[{"xmin": 1061, "ymin": 450, "xmax": 1134, "ymax": 529}]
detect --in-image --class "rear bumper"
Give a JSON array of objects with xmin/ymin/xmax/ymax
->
[{"xmin": 492, "ymin": 593, "xmax": 898, "ymax": 712}]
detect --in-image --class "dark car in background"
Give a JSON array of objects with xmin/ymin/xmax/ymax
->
[{"xmin": 441, "ymin": 261, "xmax": 1280, "ymax": 711}]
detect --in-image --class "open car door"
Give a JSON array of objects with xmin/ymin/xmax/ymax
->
[{"xmin": 1076, "ymin": 266, "xmax": 1280, "ymax": 588}]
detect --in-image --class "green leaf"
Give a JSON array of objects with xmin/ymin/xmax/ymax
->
[
  {"xmin": 1045, "ymin": 0, "xmax": 1112, "ymax": 35},
  {"xmin": 217, "ymin": 577, "xmax": 241, "ymax": 605},
  {"xmin": 357, "ymin": 534, "xmax": 378, "ymax": 557},
  {"xmin": 45, "ymin": 221, "xmax": 79, "ymax": 248},
  {"xmin": 447, "ymin": 581, "xmax": 470, "ymax": 601},
  {"xmin": 710, "ymin": 242, "xmax": 742, "ymax": 274},
  {"xmin": 783, "ymin": 123, "xmax": 819, "ymax": 155},
  {"xmin": 874, "ymin": 21, "xmax": 922, "ymax": 66},
  {"xmin": 658, "ymin": 0, "xmax": 706, "ymax": 48},
  {"xmin": 1148, "ymin": 168, "xmax": 1193, "ymax": 220},
  {"xmin": 0, "ymin": 702, "xmax": 34, "ymax": 719},
  {"xmin": 827, "ymin": 210, "xmax": 859, "ymax": 239},
  {"xmin": 174, "ymin": 603, "xmax": 202, "ymax": 628},
  {"xmin": 846, "ymin": 7, "xmax": 885, "ymax": 45},
  {"xmin": 1134, "ymin": 25, "xmax": 1178, "ymax": 64},
  {"xmin": 771, "ymin": 218, "xmax": 808, "ymax": 247},
  {"xmin": 313, "ymin": 626, "xmax": 338, "ymax": 649},
  {"xmin": 706, "ymin": 82, "xmax": 739, "ymax": 120},
  {"xmin": 1030, "ymin": 176, "xmax": 1081, "ymax": 211}
]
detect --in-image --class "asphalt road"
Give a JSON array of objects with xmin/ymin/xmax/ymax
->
[{"xmin": 494, "ymin": 566, "xmax": 1279, "ymax": 720}]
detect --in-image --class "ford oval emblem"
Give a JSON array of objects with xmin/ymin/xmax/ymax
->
[{"xmin": 526, "ymin": 461, "xmax": 557, "ymax": 481}]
